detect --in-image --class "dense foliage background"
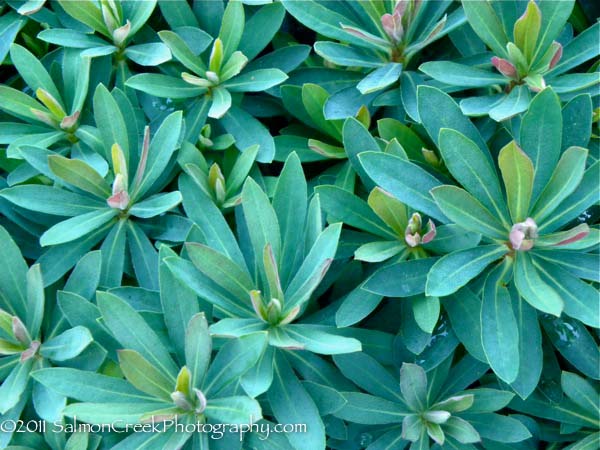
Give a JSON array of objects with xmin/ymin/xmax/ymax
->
[{"xmin": 0, "ymin": 1, "xmax": 598, "ymax": 449}]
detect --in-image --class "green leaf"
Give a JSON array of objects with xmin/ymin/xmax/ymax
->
[
  {"xmin": 335, "ymin": 286, "xmax": 383, "ymax": 327},
  {"xmin": 132, "ymin": 111, "xmax": 183, "ymax": 200},
  {"xmin": 548, "ymin": 21, "xmax": 599, "ymax": 76},
  {"xmin": 443, "ymin": 417, "xmax": 481, "ymax": 444},
  {"xmin": 462, "ymin": 0, "xmax": 509, "ymax": 57},
  {"xmin": 97, "ymin": 291, "xmax": 178, "ymax": 378},
  {"xmin": 462, "ymin": 413, "xmax": 531, "ymax": 443},
  {"xmin": 239, "ymin": 2, "xmax": 285, "ymax": 60},
  {"xmin": 219, "ymin": 0, "xmax": 244, "ymax": 60},
  {"xmin": 48, "ymin": 155, "xmax": 111, "ymax": 199},
  {"xmin": 285, "ymin": 325, "xmax": 361, "ymax": 355},
  {"xmin": 0, "ymin": 85, "xmax": 51, "ymax": 123},
  {"xmin": 179, "ymin": 174, "xmax": 246, "ymax": 268},
  {"xmin": 513, "ymin": 0, "xmax": 541, "ymax": 62},
  {"xmin": 281, "ymin": 0, "xmax": 378, "ymax": 51},
  {"xmin": 418, "ymin": 85, "xmax": 489, "ymax": 159},
  {"xmin": 159, "ymin": 246, "xmax": 199, "ymax": 364},
  {"xmin": 314, "ymin": 41, "xmax": 384, "ymax": 68},
  {"xmin": 498, "ymin": 141, "xmax": 534, "ymax": 223},
  {"xmin": 203, "ymin": 332, "xmax": 267, "ymax": 396},
  {"xmin": 284, "ymin": 223, "xmax": 341, "ymax": 310},
  {"xmin": 10, "ymin": 44, "xmax": 63, "ymax": 108},
  {"xmin": 185, "ymin": 313, "xmax": 212, "ymax": 389},
  {"xmin": 531, "ymin": 146, "xmax": 588, "ymax": 223},
  {"xmin": 32, "ymin": 368, "xmax": 154, "ymax": 403},
  {"xmin": 129, "ymin": 191, "xmax": 182, "ymax": 218},
  {"xmin": 92, "ymin": 84, "xmax": 129, "ymax": 161},
  {"xmin": 302, "ymin": 83, "xmax": 343, "ymax": 140},
  {"xmin": 208, "ymin": 86, "xmax": 232, "ymax": 119},
  {"xmin": 534, "ymin": 259, "xmax": 599, "ymax": 328},
  {"xmin": 126, "ymin": 74, "xmax": 205, "ymax": 99},
  {"xmin": 224, "ymin": 69, "xmax": 288, "ymax": 92},
  {"xmin": 335, "ymin": 392, "xmax": 406, "ymax": 425},
  {"xmin": 158, "ymin": 29, "xmax": 207, "ymax": 74},
  {"xmin": 359, "ymin": 152, "xmax": 447, "ymax": 222},
  {"xmin": 420, "ymin": 61, "xmax": 506, "ymax": 87},
  {"xmin": 364, "ymin": 257, "xmax": 438, "ymax": 297},
  {"xmin": 241, "ymin": 176, "xmax": 281, "ymax": 271},
  {"xmin": 357, "ymin": 63, "xmax": 402, "ymax": 95},
  {"xmin": 126, "ymin": 221, "xmax": 159, "ymax": 291},
  {"xmin": 355, "ymin": 241, "xmax": 403, "ymax": 263},
  {"xmin": 38, "ymin": 29, "xmax": 109, "ymax": 48},
  {"xmin": 205, "ymin": 396, "xmax": 262, "ymax": 424},
  {"xmin": 481, "ymin": 260, "xmax": 520, "ymax": 383},
  {"xmin": 540, "ymin": 161, "xmax": 599, "ymax": 233},
  {"xmin": 186, "ymin": 243, "xmax": 254, "ymax": 303},
  {"xmin": 400, "ymin": 363, "xmax": 428, "ymax": 411},
  {"xmin": 316, "ymin": 185, "xmax": 395, "ymax": 239},
  {"xmin": 58, "ymin": 0, "xmax": 109, "ymax": 36},
  {"xmin": 272, "ymin": 152, "xmax": 307, "ymax": 287},
  {"xmin": 0, "ymin": 359, "xmax": 33, "ymax": 414},
  {"xmin": 426, "ymin": 245, "xmax": 508, "ymax": 297},
  {"xmin": 561, "ymin": 371, "xmax": 600, "ymax": 416},
  {"xmin": 431, "ymin": 186, "xmax": 507, "ymax": 240},
  {"xmin": 63, "ymin": 402, "xmax": 168, "ymax": 426},
  {"xmin": 488, "ymin": 85, "xmax": 531, "ymax": 122},
  {"xmin": 64, "ymin": 250, "xmax": 102, "ymax": 299},
  {"xmin": 0, "ymin": 185, "xmax": 105, "ymax": 217},
  {"xmin": 118, "ymin": 349, "xmax": 174, "ymax": 401},
  {"xmin": 438, "ymin": 128, "xmax": 510, "ymax": 228},
  {"xmin": 519, "ymin": 88, "xmax": 562, "ymax": 202},
  {"xmin": 268, "ymin": 352, "xmax": 325, "ymax": 450},
  {"xmin": 40, "ymin": 209, "xmax": 117, "ymax": 247},
  {"xmin": 509, "ymin": 293, "xmax": 543, "ymax": 399},
  {"xmin": 445, "ymin": 288, "xmax": 486, "ymax": 362},
  {"xmin": 124, "ymin": 43, "xmax": 171, "ymax": 66},
  {"xmin": 412, "ymin": 295, "xmax": 440, "ymax": 334},
  {"xmin": 514, "ymin": 252, "xmax": 563, "ymax": 316},
  {"xmin": 39, "ymin": 326, "xmax": 92, "ymax": 361},
  {"xmin": 0, "ymin": 226, "xmax": 28, "ymax": 317},
  {"xmin": 221, "ymin": 106, "xmax": 275, "ymax": 163},
  {"xmin": 99, "ymin": 220, "xmax": 127, "ymax": 288},
  {"xmin": 25, "ymin": 263, "xmax": 43, "ymax": 338}
]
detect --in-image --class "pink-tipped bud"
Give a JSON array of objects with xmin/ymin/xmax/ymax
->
[
  {"xmin": 422, "ymin": 219, "xmax": 436, "ymax": 244},
  {"xmin": 12, "ymin": 316, "xmax": 30, "ymax": 345},
  {"xmin": 20, "ymin": 340, "xmax": 40, "ymax": 362},
  {"xmin": 194, "ymin": 388, "xmax": 207, "ymax": 414},
  {"xmin": 492, "ymin": 56, "xmax": 518, "ymax": 79},
  {"xmin": 509, "ymin": 218, "xmax": 538, "ymax": 251},
  {"xmin": 112, "ymin": 20, "xmax": 131, "ymax": 46},
  {"xmin": 549, "ymin": 42, "xmax": 563, "ymax": 69},
  {"xmin": 171, "ymin": 391, "xmax": 193, "ymax": 411},
  {"xmin": 381, "ymin": 11, "xmax": 404, "ymax": 43},
  {"xmin": 107, "ymin": 189, "xmax": 130, "ymax": 210},
  {"xmin": 60, "ymin": 111, "xmax": 80, "ymax": 131}
]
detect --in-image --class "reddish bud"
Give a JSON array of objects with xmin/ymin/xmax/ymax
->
[
  {"xmin": 491, "ymin": 56, "xmax": 518, "ymax": 79},
  {"xmin": 549, "ymin": 42, "xmax": 563, "ymax": 69}
]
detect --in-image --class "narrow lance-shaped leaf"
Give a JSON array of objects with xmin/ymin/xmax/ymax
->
[{"xmin": 498, "ymin": 141, "xmax": 534, "ymax": 223}]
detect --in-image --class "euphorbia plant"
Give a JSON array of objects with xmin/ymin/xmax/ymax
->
[
  {"xmin": 333, "ymin": 352, "xmax": 531, "ymax": 449},
  {"xmin": 166, "ymin": 154, "xmax": 363, "ymax": 450},
  {"xmin": 0, "ymin": 227, "xmax": 98, "ymax": 447},
  {"xmin": 39, "ymin": 0, "xmax": 171, "ymax": 71},
  {"xmin": 0, "ymin": 45, "xmax": 90, "ymax": 163},
  {"xmin": 0, "ymin": 85, "xmax": 184, "ymax": 287},
  {"xmin": 283, "ymin": 0, "xmax": 465, "ymax": 118},
  {"xmin": 420, "ymin": 0, "xmax": 600, "ymax": 121},
  {"xmin": 126, "ymin": 0, "xmax": 300, "ymax": 162},
  {"xmin": 359, "ymin": 86, "xmax": 598, "ymax": 389},
  {"xmin": 33, "ymin": 303, "xmax": 266, "ymax": 450}
]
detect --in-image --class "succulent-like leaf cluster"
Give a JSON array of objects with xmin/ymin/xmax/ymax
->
[{"xmin": 0, "ymin": 1, "xmax": 598, "ymax": 450}]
